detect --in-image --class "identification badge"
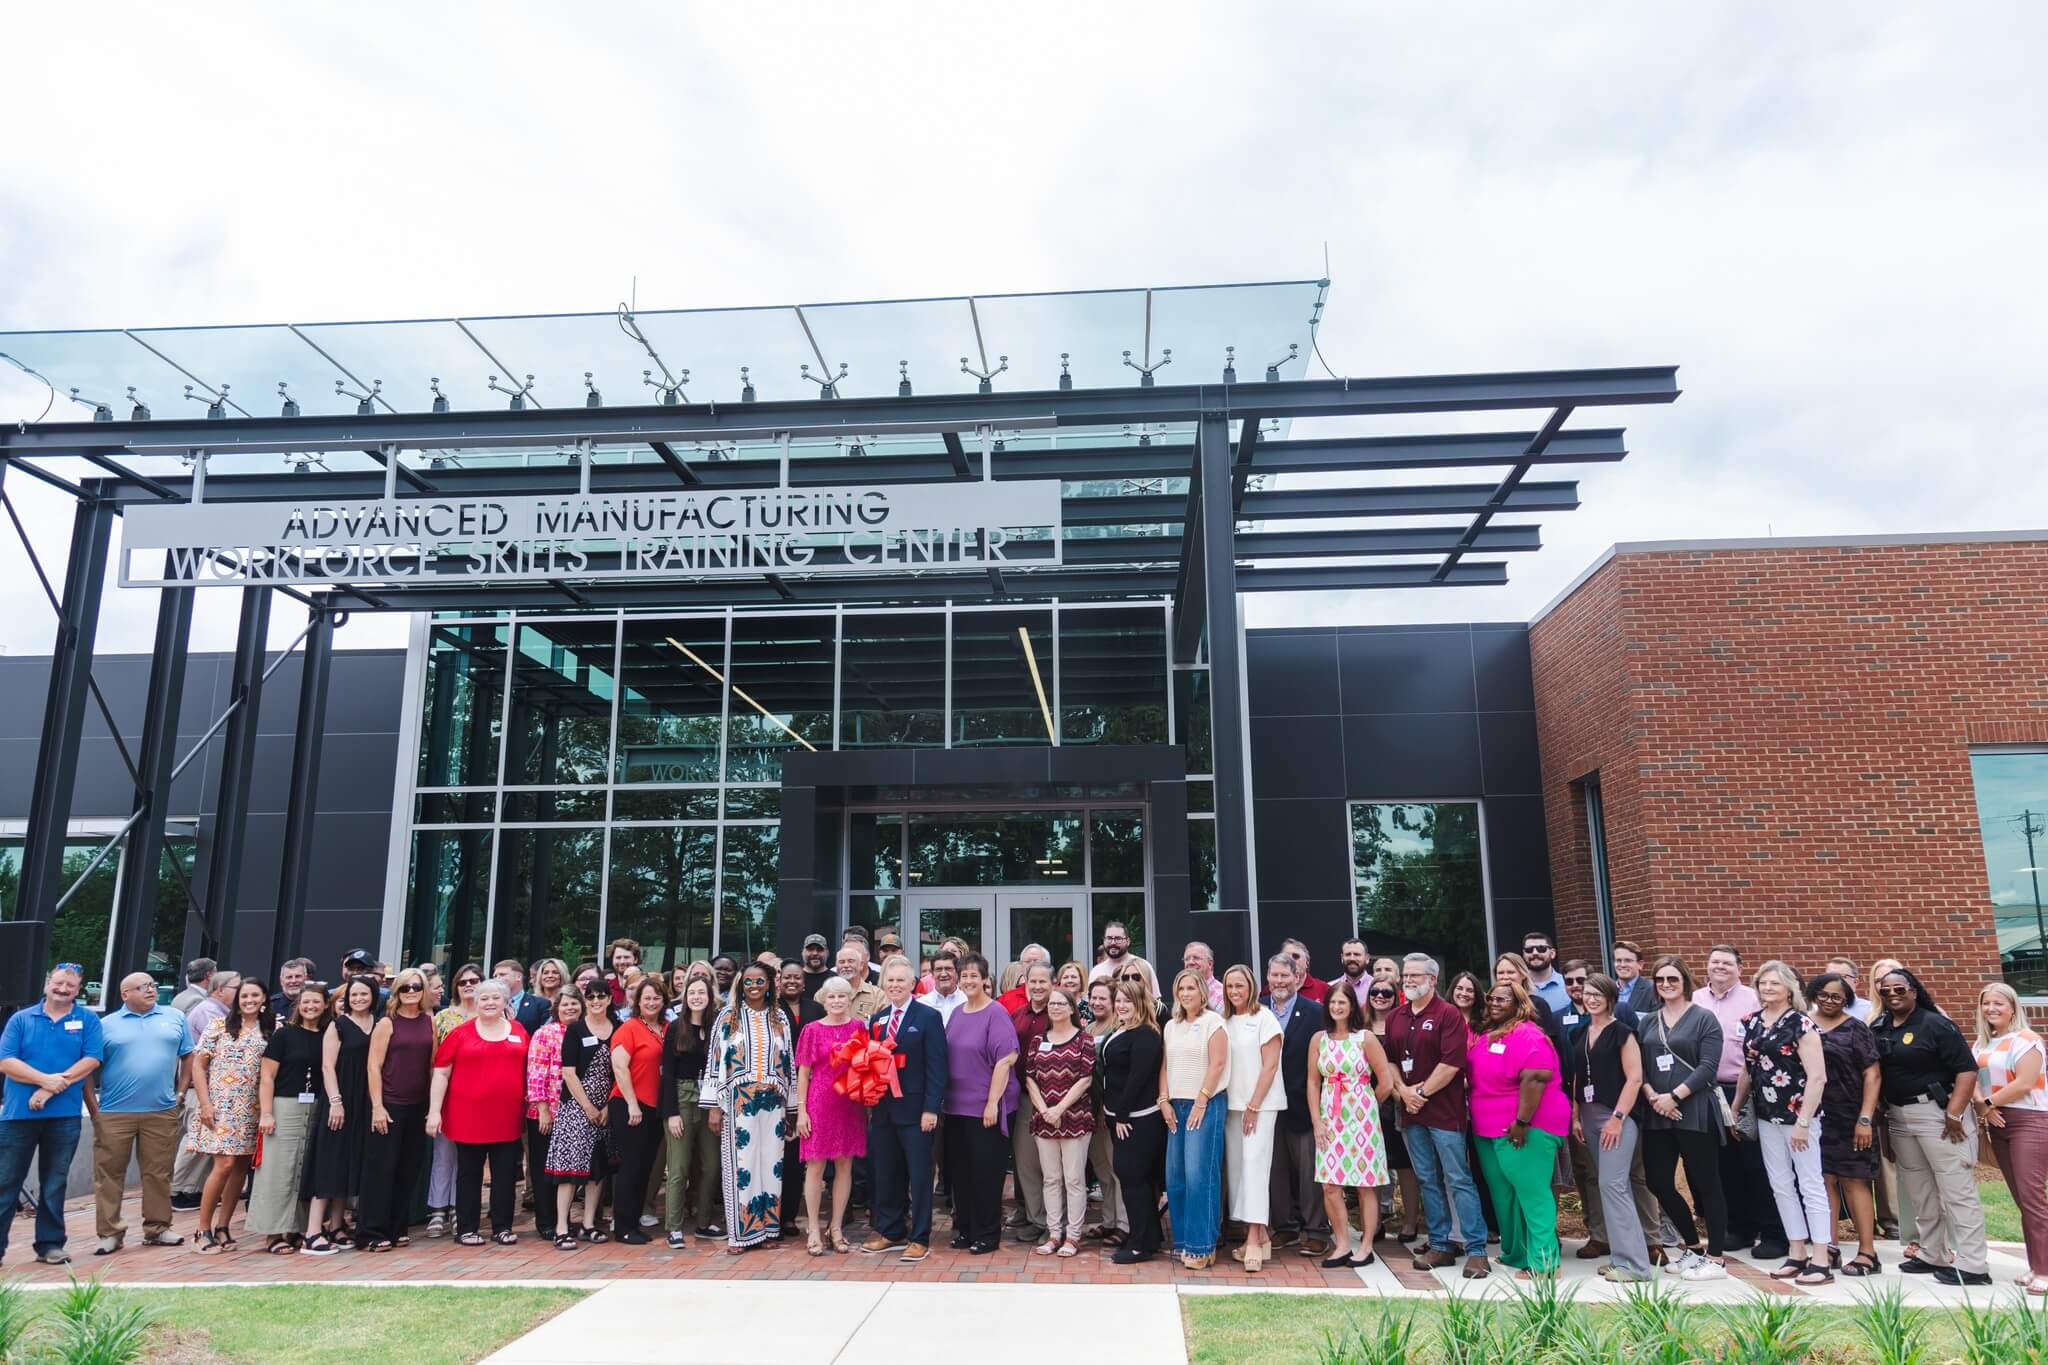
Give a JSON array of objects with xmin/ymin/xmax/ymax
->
[
  {"xmin": 1039, "ymin": 1040, "xmax": 1054, "ymax": 1053},
  {"xmin": 583, "ymin": 1036, "xmax": 600, "ymax": 1047},
  {"xmin": 1563, "ymin": 1013, "xmax": 1580, "ymax": 1026},
  {"xmin": 1582, "ymin": 1084, "xmax": 1596, "ymax": 1102},
  {"xmin": 1400, "ymin": 1058, "xmax": 1413, "ymax": 1074},
  {"xmin": 1489, "ymin": 1042, "xmax": 1507, "ymax": 1055},
  {"xmin": 63, "ymin": 1019, "xmax": 83, "ymax": 1032},
  {"xmin": 298, "ymin": 1090, "xmax": 316, "ymax": 1104},
  {"xmin": 1657, "ymin": 1054, "xmax": 1676, "ymax": 1072},
  {"xmin": 1902, "ymin": 1032, "xmax": 1914, "ymax": 1045}
]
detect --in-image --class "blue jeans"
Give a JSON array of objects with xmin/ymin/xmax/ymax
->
[
  {"xmin": 0, "ymin": 1116, "xmax": 82, "ymax": 1260},
  {"xmin": 1405, "ymin": 1121, "xmax": 1489, "ymax": 1255},
  {"xmin": 1165, "ymin": 1098, "xmax": 1225, "ymax": 1257}
]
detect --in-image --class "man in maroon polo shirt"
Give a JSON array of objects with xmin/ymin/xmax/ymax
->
[{"xmin": 1383, "ymin": 951, "xmax": 1490, "ymax": 1279}]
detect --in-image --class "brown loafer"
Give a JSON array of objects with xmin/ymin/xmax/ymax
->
[
  {"xmin": 1412, "ymin": 1247, "xmax": 1458, "ymax": 1271},
  {"xmin": 861, "ymin": 1234, "xmax": 901, "ymax": 1254},
  {"xmin": 900, "ymin": 1242, "xmax": 930, "ymax": 1263},
  {"xmin": 1575, "ymin": 1239, "xmax": 1610, "ymax": 1260},
  {"xmin": 1299, "ymin": 1237, "xmax": 1332, "ymax": 1259}
]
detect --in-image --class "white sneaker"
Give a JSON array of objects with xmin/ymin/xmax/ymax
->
[
  {"xmin": 639, "ymin": 1213, "xmax": 659, "ymax": 1228},
  {"xmin": 1664, "ymin": 1249, "xmax": 1701, "ymax": 1276},
  {"xmin": 1681, "ymin": 1256, "xmax": 1729, "ymax": 1281}
]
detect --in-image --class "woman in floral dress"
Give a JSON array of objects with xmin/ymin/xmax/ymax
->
[
  {"xmin": 1305, "ymin": 981, "xmax": 1394, "ymax": 1268},
  {"xmin": 794, "ymin": 976, "xmax": 867, "ymax": 1254},
  {"xmin": 191, "ymin": 979, "xmax": 275, "ymax": 1250},
  {"xmin": 703, "ymin": 962, "xmax": 794, "ymax": 1252},
  {"xmin": 1733, "ymin": 960, "xmax": 1832, "ymax": 1285}
]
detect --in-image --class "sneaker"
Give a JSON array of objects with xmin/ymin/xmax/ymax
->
[
  {"xmin": 639, "ymin": 1213, "xmax": 659, "ymax": 1228},
  {"xmin": 863, "ymin": 1234, "xmax": 907, "ymax": 1253},
  {"xmin": 1599, "ymin": 1265, "xmax": 1651, "ymax": 1283},
  {"xmin": 170, "ymin": 1192, "xmax": 202, "ymax": 1211},
  {"xmin": 1666, "ymin": 1250, "xmax": 1704, "ymax": 1276},
  {"xmin": 34, "ymin": 1248, "xmax": 71, "ymax": 1266},
  {"xmin": 1680, "ymin": 1257, "xmax": 1729, "ymax": 1282},
  {"xmin": 666, "ymin": 1231, "xmax": 687, "ymax": 1249},
  {"xmin": 900, "ymin": 1242, "xmax": 930, "ymax": 1263},
  {"xmin": 142, "ymin": 1232, "xmax": 186, "ymax": 1247},
  {"xmin": 94, "ymin": 1237, "xmax": 122, "ymax": 1257}
]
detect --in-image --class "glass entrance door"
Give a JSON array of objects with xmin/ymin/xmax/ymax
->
[
  {"xmin": 997, "ymin": 891, "xmax": 1084, "ymax": 969},
  {"xmin": 905, "ymin": 892, "xmax": 994, "ymax": 971}
]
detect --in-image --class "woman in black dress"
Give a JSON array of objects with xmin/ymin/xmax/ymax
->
[
  {"xmin": 1102, "ymin": 978, "xmax": 1168, "ymax": 1265},
  {"xmin": 546, "ymin": 978, "xmax": 619, "ymax": 1249},
  {"xmin": 1365, "ymin": 981, "xmax": 1419, "ymax": 1243},
  {"xmin": 300, "ymin": 976, "xmax": 377, "ymax": 1254},
  {"xmin": 1807, "ymin": 971, "xmax": 1882, "ymax": 1276}
]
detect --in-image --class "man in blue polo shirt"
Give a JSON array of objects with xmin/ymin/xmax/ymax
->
[
  {"xmin": 0, "ymin": 963, "xmax": 106, "ymax": 1266},
  {"xmin": 86, "ymin": 972, "xmax": 192, "ymax": 1255}
]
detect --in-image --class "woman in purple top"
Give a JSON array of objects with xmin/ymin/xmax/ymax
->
[
  {"xmin": 941, "ymin": 953, "xmax": 1020, "ymax": 1255},
  {"xmin": 357, "ymin": 968, "xmax": 436, "ymax": 1250}
]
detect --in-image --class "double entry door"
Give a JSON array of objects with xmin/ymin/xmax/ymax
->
[{"xmin": 904, "ymin": 890, "xmax": 1084, "ymax": 973}]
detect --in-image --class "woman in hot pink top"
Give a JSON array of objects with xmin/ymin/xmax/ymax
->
[{"xmin": 1467, "ymin": 980, "xmax": 1569, "ymax": 1278}]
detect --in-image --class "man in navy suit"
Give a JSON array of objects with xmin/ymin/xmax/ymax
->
[
  {"xmin": 1262, "ymin": 954, "xmax": 1331, "ymax": 1255},
  {"xmin": 860, "ymin": 957, "xmax": 948, "ymax": 1263},
  {"xmin": 498, "ymin": 961, "xmax": 552, "ymax": 1036}
]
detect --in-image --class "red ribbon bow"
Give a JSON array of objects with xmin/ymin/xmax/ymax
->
[{"xmin": 831, "ymin": 1034, "xmax": 904, "ymax": 1105}]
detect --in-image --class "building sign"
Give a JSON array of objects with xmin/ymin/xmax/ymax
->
[{"xmin": 119, "ymin": 480, "xmax": 1063, "ymax": 587}]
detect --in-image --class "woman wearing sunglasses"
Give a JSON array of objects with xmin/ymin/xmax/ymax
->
[
  {"xmin": 1364, "ymin": 980, "xmax": 1421, "ymax": 1246},
  {"xmin": 1635, "ymin": 954, "xmax": 1729, "ymax": 1281},
  {"xmin": 356, "ymin": 968, "xmax": 435, "ymax": 1251}
]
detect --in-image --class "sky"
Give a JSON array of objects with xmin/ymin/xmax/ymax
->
[{"xmin": 2, "ymin": 2, "xmax": 2044, "ymax": 659}]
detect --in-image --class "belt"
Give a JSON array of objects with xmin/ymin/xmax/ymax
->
[{"xmin": 1108, "ymin": 1105, "xmax": 1160, "ymax": 1120}]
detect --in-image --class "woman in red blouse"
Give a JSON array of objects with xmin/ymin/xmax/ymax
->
[
  {"xmin": 608, "ymin": 977, "xmax": 669, "ymax": 1244},
  {"xmin": 427, "ymin": 979, "xmax": 530, "ymax": 1246},
  {"xmin": 1024, "ymin": 986, "xmax": 1096, "ymax": 1257}
]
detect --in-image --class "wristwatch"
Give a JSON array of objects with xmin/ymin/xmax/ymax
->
[{"xmin": 1855, "ymin": 1115, "xmax": 1874, "ymax": 1127}]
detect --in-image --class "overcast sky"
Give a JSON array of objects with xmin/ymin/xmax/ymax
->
[{"xmin": 2, "ymin": 3, "xmax": 2043, "ymax": 659}]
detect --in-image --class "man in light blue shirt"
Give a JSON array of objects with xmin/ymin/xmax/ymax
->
[
  {"xmin": 0, "ymin": 963, "xmax": 105, "ymax": 1266},
  {"xmin": 87, "ymin": 973, "xmax": 193, "ymax": 1254},
  {"xmin": 1521, "ymin": 932, "xmax": 1571, "ymax": 1015}
]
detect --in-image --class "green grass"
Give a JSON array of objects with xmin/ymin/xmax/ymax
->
[
  {"xmin": 12, "ymin": 1285, "xmax": 585, "ymax": 1365},
  {"xmin": 1979, "ymin": 1174, "xmax": 2023, "ymax": 1244},
  {"xmin": 1182, "ymin": 1292, "xmax": 1990, "ymax": 1365}
]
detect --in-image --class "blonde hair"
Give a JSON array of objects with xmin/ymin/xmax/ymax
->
[
  {"xmin": 1978, "ymin": 981, "xmax": 2027, "ymax": 1050},
  {"xmin": 386, "ymin": 968, "xmax": 428, "ymax": 1017},
  {"xmin": 1221, "ymin": 964, "xmax": 1261, "ymax": 1018},
  {"xmin": 1168, "ymin": 968, "xmax": 1210, "ymax": 1024},
  {"xmin": 1113, "ymin": 978, "xmax": 1159, "ymax": 1033},
  {"xmin": 999, "ymin": 961, "xmax": 1026, "ymax": 995},
  {"xmin": 1752, "ymin": 960, "xmax": 1807, "ymax": 1014}
]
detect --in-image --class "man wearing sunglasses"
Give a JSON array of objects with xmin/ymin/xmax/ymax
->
[{"xmin": 0, "ymin": 964, "xmax": 105, "ymax": 1266}]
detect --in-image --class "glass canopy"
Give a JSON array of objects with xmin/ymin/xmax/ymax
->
[{"xmin": 0, "ymin": 280, "xmax": 1326, "ymax": 423}]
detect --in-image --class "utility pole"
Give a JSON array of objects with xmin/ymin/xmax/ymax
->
[{"xmin": 2015, "ymin": 810, "xmax": 2046, "ymax": 991}]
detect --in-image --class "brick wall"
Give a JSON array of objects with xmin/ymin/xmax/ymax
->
[{"xmin": 1529, "ymin": 537, "xmax": 2048, "ymax": 1009}]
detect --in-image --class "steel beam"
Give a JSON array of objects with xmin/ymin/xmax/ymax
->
[
  {"xmin": 0, "ymin": 367, "xmax": 1681, "ymax": 459},
  {"xmin": 647, "ymin": 441, "xmax": 699, "ymax": 485},
  {"xmin": 272, "ymin": 605, "xmax": 334, "ymax": 976},
  {"xmin": 107, "ymin": 586, "xmax": 193, "ymax": 980},
  {"xmin": 199, "ymin": 587, "xmax": 271, "ymax": 966},
  {"xmin": 15, "ymin": 494, "xmax": 116, "ymax": 925},
  {"xmin": 1068, "ymin": 481, "xmax": 1577, "ymax": 524},
  {"xmin": 1197, "ymin": 415, "xmax": 1252, "ymax": 919},
  {"xmin": 1434, "ymin": 407, "xmax": 1573, "ymax": 582}
]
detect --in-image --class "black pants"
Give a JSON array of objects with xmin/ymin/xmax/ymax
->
[
  {"xmin": 944, "ymin": 1114, "xmax": 1009, "ymax": 1247},
  {"xmin": 1643, "ymin": 1127, "xmax": 1727, "ymax": 1257},
  {"xmin": 1716, "ymin": 1081, "xmax": 1786, "ymax": 1247},
  {"xmin": 357, "ymin": 1101, "xmax": 429, "ymax": 1241},
  {"xmin": 870, "ymin": 1112, "xmax": 936, "ymax": 1245},
  {"xmin": 606, "ymin": 1098, "xmax": 662, "ymax": 1235},
  {"xmin": 456, "ymin": 1140, "xmax": 520, "ymax": 1236},
  {"xmin": 1113, "ymin": 1112, "xmax": 1168, "ymax": 1255},
  {"xmin": 524, "ymin": 1116, "xmax": 555, "ymax": 1238}
]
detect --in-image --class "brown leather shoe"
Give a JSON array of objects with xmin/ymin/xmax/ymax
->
[
  {"xmin": 1299, "ymin": 1237, "xmax": 1333, "ymax": 1258},
  {"xmin": 862, "ymin": 1234, "xmax": 903, "ymax": 1254},
  {"xmin": 1412, "ymin": 1247, "xmax": 1458, "ymax": 1271},
  {"xmin": 900, "ymin": 1242, "xmax": 930, "ymax": 1262},
  {"xmin": 1462, "ymin": 1254, "xmax": 1492, "ymax": 1279},
  {"xmin": 1575, "ymin": 1239, "xmax": 1610, "ymax": 1260}
]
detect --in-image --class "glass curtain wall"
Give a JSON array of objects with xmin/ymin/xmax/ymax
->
[
  {"xmin": 1349, "ymin": 801, "xmax": 1489, "ymax": 982},
  {"xmin": 1, "ymin": 832, "xmax": 198, "ymax": 1005},
  {"xmin": 1970, "ymin": 750, "xmax": 2048, "ymax": 996},
  {"xmin": 403, "ymin": 602, "xmax": 1170, "ymax": 975}
]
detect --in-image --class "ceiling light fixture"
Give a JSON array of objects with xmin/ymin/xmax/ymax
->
[
  {"xmin": 1018, "ymin": 626, "xmax": 1054, "ymax": 742},
  {"xmin": 667, "ymin": 636, "xmax": 816, "ymax": 752}
]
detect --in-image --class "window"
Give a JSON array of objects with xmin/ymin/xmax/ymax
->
[
  {"xmin": 1971, "ymin": 750, "xmax": 2048, "ymax": 997},
  {"xmin": 616, "ymin": 617, "xmax": 724, "ymax": 784},
  {"xmin": 1582, "ymin": 778, "xmax": 1616, "ymax": 962},
  {"xmin": 1061, "ymin": 606, "xmax": 1167, "ymax": 745},
  {"xmin": 503, "ymin": 622, "xmax": 615, "ymax": 786},
  {"xmin": 417, "ymin": 624, "xmax": 508, "ymax": 788},
  {"xmin": 952, "ymin": 608, "xmax": 1056, "ymax": 746},
  {"xmin": 840, "ymin": 613, "xmax": 944, "ymax": 748},
  {"xmin": 1349, "ymin": 802, "xmax": 1488, "ymax": 982},
  {"xmin": 726, "ymin": 615, "xmax": 833, "ymax": 780}
]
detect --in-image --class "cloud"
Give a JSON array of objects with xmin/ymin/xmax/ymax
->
[{"xmin": 2, "ymin": 1, "xmax": 2043, "ymax": 652}]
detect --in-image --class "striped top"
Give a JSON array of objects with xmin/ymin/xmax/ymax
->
[{"xmin": 1977, "ymin": 1027, "xmax": 2048, "ymax": 1111}]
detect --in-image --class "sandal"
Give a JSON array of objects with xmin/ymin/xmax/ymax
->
[
  {"xmin": 265, "ymin": 1238, "xmax": 298, "ymax": 1255},
  {"xmin": 831, "ymin": 1229, "xmax": 850, "ymax": 1254},
  {"xmin": 2028, "ymin": 1276, "xmax": 2048, "ymax": 1297},
  {"xmin": 808, "ymin": 1234, "xmax": 826, "ymax": 1257},
  {"xmin": 1796, "ymin": 1264, "xmax": 1834, "ymax": 1285},
  {"xmin": 393, "ymin": 1235, "xmax": 411, "ymax": 1248},
  {"xmin": 213, "ymin": 1225, "xmax": 237, "ymax": 1250},
  {"xmin": 554, "ymin": 1233, "xmax": 580, "ymax": 1251},
  {"xmin": 301, "ymin": 1234, "xmax": 340, "ymax": 1257},
  {"xmin": 1842, "ymin": 1253, "xmax": 1880, "ymax": 1277},
  {"xmin": 1058, "ymin": 1240, "xmax": 1079, "ymax": 1258},
  {"xmin": 455, "ymin": 1232, "xmax": 486, "ymax": 1247},
  {"xmin": 364, "ymin": 1239, "xmax": 394, "ymax": 1253},
  {"xmin": 493, "ymin": 1230, "xmax": 518, "ymax": 1246},
  {"xmin": 195, "ymin": 1230, "xmax": 222, "ymax": 1256},
  {"xmin": 1769, "ymin": 1258, "xmax": 1809, "ymax": 1280},
  {"xmin": 1035, "ymin": 1240, "xmax": 1057, "ymax": 1256},
  {"xmin": 586, "ymin": 1229, "xmax": 611, "ymax": 1245}
]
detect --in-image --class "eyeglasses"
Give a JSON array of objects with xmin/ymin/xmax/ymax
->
[
  {"xmin": 1814, "ymin": 993, "xmax": 1847, "ymax": 1004},
  {"xmin": 1563, "ymin": 977, "xmax": 1587, "ymax": 986},
  {"xmin": 1877, "ymin": 984, "xmax": 1912, "ymax": 996},
  {"xmin": 456, "ymin": 978, "xmax": 481, "ymax": 988},
  {"xmin": 1653, "ymin": 974, "xmax": 1683, "ymax": 984},
  {"xmin": 54, "ymin": 962, "xmax": 84, "ymax": 975},
  {"xmin": 1368, "ymin": 989, "xmax": 1396, "ymax": 999},
  {"xmin": 397, "ymin": 984, "xmax": 423, "ymax": 994}
]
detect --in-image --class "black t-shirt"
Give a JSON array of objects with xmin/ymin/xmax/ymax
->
[
  {"xmin": 1870, "ymin": 1007, "xmax": 1974, "ymax": 1108},
  {"xmin": 560, "ymin": 1019, "xmax": 616, "ymax": 1080},
  {"xmin": 1569, "ymin": 1015, "xmax": 1637, "ymax": 1110},
  {"xmin": 803, "ymin": 969, "xmax": 835, "ymax": 999},
  {"xmin": 263, "ymin": 1024, "xmax": 324, "ymax": 1099}
]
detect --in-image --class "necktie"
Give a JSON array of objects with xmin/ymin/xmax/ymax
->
[{"xmin": 888, "ymin": 1007, "xmax": 903, "ymax": 1040}]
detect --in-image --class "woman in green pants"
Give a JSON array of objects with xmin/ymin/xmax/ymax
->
[
  {"xmin": 659, "ymin": 970, "xmax": 723, "ymax": 1248},
  {"xmin": 1467, "ymin": 980, "xmax": 1571, "ymax": 1278}
]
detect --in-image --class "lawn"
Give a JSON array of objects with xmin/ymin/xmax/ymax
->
[
  {"xmin": 5, "ymin": 1284, "xmax": 585, "ymax": 1365},
  {"xmin": 1980, "ymin": 1174, "xmax": 2023, "ymax": 1244}
]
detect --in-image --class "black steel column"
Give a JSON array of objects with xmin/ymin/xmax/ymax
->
[
  {"xmin": 15, "ymin": 493, "xmax": 116, "ymax": 923},
  {"xmin": 107, "ymin": 586, "xmax": 194, "ymax": 980},
  {"xmin": 272, "ymin": 605, "xmax": 334, "ymax": 976},
  {"xmin": 199, "ymin": 586, "xmax": 271, "ymax": 968},
  {"xmin": 1197, "ymin": 414, "xmax": 1253, "ymax": 919}
]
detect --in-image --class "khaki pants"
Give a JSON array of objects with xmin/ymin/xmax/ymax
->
[
  {"xmin": 94, "ymin": 1108, "xmax": 182, "ymax": 1241},
  {"xmin": 1887, "ymin": 1100, "xmax": 1987, "ymax": 1274},
  {"xmin": 1012, "ymin": 1118, "xmax": 1046, "ymax": 1226},
  {"xmin": 171, "ymin": 1091, "xmax": 209, "ymax": 1195}
]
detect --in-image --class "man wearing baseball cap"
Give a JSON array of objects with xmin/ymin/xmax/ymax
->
[{"xmin": 801, "ymin": 935, "xmax": 835, "ymax": 998}]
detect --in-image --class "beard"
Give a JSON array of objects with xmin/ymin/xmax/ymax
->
[{"xmin": 1401, "ymin": 983, "xmax": 1428, "ymax": 1002}]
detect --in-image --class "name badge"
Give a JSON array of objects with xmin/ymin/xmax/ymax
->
[
  {"xmin": 298, "ymin": 1090, "xmax": 316, "ymax": 1104},
  {"xmin": 1489, "ymin": 1042, "xmax": 1507, "ymax": 1055},
  {"xmin": 1563, "ymin": 1014, "xmax": 1581, "ymax": 1026},
  {"xmin": 1039, "ymin": 1040, "xmax": 1054, "ymax": 1053},
  {"xmin": 583, "ymin": 1036, "xmax": 600, "ymax": 1047},
  {"xmin": 1656, "ymin": 1054, "xmax": 1675, "ymax": 1072},
  {"xmin": 1582, "ymin": 1084, "xmax": 1596, "ymax": 1102},
  {"xmin": 63, "ymin": 1019, "xmax": 83, "ymax": 1032},
  {"xmin": 1400, "ymin": 1058, "xmax": 1413, "ymax": 1074}
]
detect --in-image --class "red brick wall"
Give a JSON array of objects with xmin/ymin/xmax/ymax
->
[{"xmin": 1529, "ymin": 538, "xmax": 2048, "ymax": 1009}]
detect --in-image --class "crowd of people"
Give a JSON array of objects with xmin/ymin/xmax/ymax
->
[{"xmin": 3, "ymin": 927, "xmax": 2045, "ymax": 1296}]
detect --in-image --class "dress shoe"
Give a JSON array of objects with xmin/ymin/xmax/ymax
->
[
  {"xmin": 170, "ymin": 1192, "xmax": 201, "ymax": 1211},
  {"xmin": 1413, "ymin": 1247, "xmax": 1457, "ymax": 1271},
  {"xmin": 1929, "ymin": 1268, "xmax": 1991, "ymax": 1286},
  {"xmin": 1300, "ymin": 1237, "xmax": 1333, "ymax": 1259},
  {"xmin": 1575, "ymin": 1240, "xmax": 1610, "ymax": 1260},
  {"xmin": 951, "ymin": 1234, "xmax": 972, "ymax": 1250},
  {"xmin": 1898, "ymin": 1256, "xmax": 1940, "ymax": 1274},
  {"xmin": 900, "ymin": 1242, "xmax": 930, "ymax": 1263},
  {"xmin": 969, "ymin": 1239, "xmax": 1000, "ymax": 1255},
  {"xmin": 1751, "ymin": 1240, "xmax": 1790, "ymax": 1261},
  {"xmin": 863, "ymin": 1233, "xmax": 906, "ymax": 1253},
  {"xmin": 1271, "ymin": 1229, "xmax": 1301, "ymax": 1249},
  {"xmin": 1111, "ymin": 1246, "xmax": 1153, "ymax": 1265}
]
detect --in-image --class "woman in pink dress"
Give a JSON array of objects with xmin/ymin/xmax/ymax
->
[{"xmin": 794, "ymin": 976, "xmax": 868, "ymax": 1254}]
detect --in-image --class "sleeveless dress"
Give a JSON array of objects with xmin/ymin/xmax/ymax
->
[
  {"xmin": 302, "ymin": 1015, "xmax": 373, "ymax": 1198},
  {"xmin": 545, "ymin": 1020, "xmax": 615, "ymax": 1179},
  {"xmin": 1315, "ymin": 1032, "xmax": 1389, "ymax": 1187},
  {"xmin": 795, "ymin": 1017, "xmax": 868, "ymax": 1161},
  {"xmin": 190, "ymin": 1018, "xmax": 266, "ymax": 1155}
]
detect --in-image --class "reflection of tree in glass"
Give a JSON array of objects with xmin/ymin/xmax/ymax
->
[
  {"xmin": 719, "ymin": 827, "xmax": 780, "ymax": 961},
  {"xmin": 499, "ymin": 828, "xmax": 602, "ymax": 971},
  {"xmin": 608, "ymin": 827, "xmax": 716, "ymax": 972},
  {"xmin": 147, "ymin": 842, "xmax": 198, "ymax": 987},
  {"xmin": 1352, "ymin": 804, "xmax": 1485, "ymax": 983},
  {"xmin": 417, "ymin": 627, "xmax": 506, "ymax": 787}
]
